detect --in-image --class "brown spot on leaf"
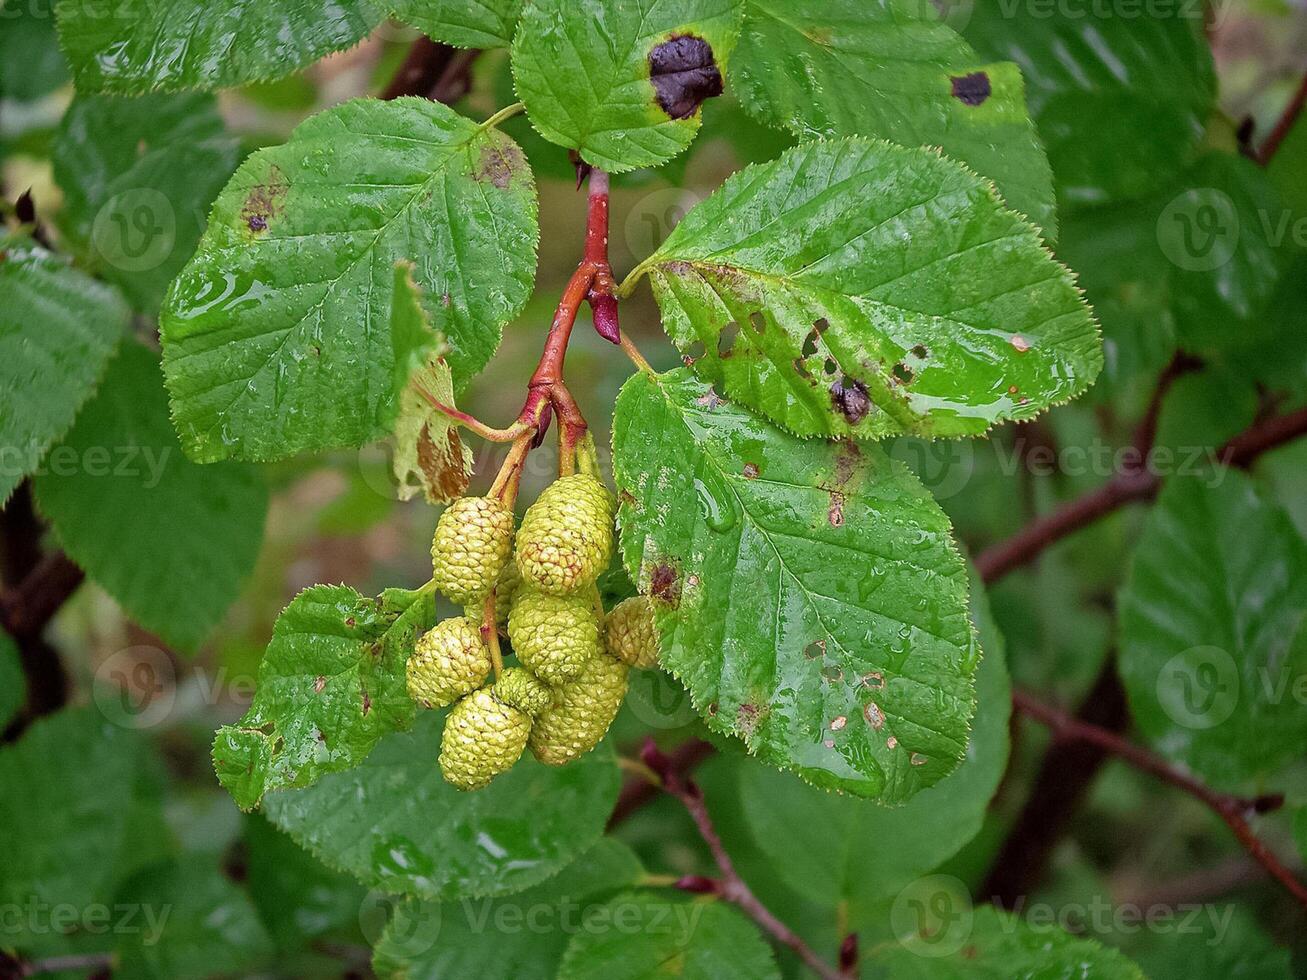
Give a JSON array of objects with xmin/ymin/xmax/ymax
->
[
  {"xmin": 743, "ymin": 462, "xmax": 759, "ymax": 479},
  {"xmin": 241, "ymin": 166, "xmax": 288, "ymax": 235},
  {"xmin": 648, "ymin": 561, "xmax": 681, "ymax": 607},
  {"xmin": 417, "ymin": 419, "xmax": 471, "ymax": 502},
  {"xmin": 314, "ymin": 675, "xmax": 326, "ymax": 694},
  {"xmin": 737, "ymin": 703, "xmax": 759, "ymax": 734},
  {"xmin": 951, "ymin": 71, "xmax": 991, "ymax": 106},
  {"xmin": 474, "ymin": 141, "xmax": 525, "ymax": 190},
  {"xmin": 864, "ymin": 702, "xmax": 885, "ymax": 730},
  {"xmin": 833, "ymin": 439, "xmax": 861, "ymax": 487},
  {"xmin": 362, "ymin": 691, "xmax": 372, "ymax": 716},
  {"xmin": 1010, "ymin": 334, "xmax": 1031, "ymax": 352},
  {"xmin": 695, "ymin": 387, "xmax": 725, "ymax": 410},
  {"xmin": 830, "ymin": 376, "xmax": 871, "ymax": 424},
  {"xmin": 649, "ymin": 35, "xmax": 724, "ymax": 119},
  {"xmin": 911, "ymin": 344, "xmax": 928, "ymax": 359},
  {"xmin": 828, "ymin": 491, "xmax": 845, "ymax": 527},
  {"xmin": 892, "ymin": 361, "xmax": 915, "ymax": 385}
]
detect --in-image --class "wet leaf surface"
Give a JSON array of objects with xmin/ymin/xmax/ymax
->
[
  {"xmin": 511, "ymin": 0, "xmax": 743, "ymax": 173},
  {"xmin": 264, "ymin": 710, "xmax": 621, "ymax": 899},
  {"xmin": 160, "ymin": 98, "xmax": 538, "ymax": 462},
  {"xmin": 612, "ymin": 369, "xmax": 977, "ymax": 800},
  {"xmin": 631, "ymin": 139, "xmax": 1100, "ymax": 439}
]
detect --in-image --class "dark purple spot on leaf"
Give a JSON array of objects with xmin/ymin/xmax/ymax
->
[
  {"xmin": 648, "ymin": 561, "xmax": 681, "ymax": 607},
  {"xmin": 951, "ymin": 71, "xmax": 991, "ymax": 106},
  {"xmin": 649, "ymin": 35, "xmax": 724, "ymax": 119},
  {"xmin": 830, "ymin": 376, "xmax": 871, "ymax": 424}
]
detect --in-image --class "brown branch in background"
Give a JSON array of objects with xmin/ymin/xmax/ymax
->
[
  {"xmin": 608, "ymin": 738, "xmax": 714, "ymax": 828},
  {"xmin": 639, "ymin": 740, "xmax": 845, "ymax": 980},
  {"xmin": 1257, "ymin": 71, "xmax": 1307, "ymax": 166},
  {"xmin": 380, "ymin": 36, "xmax": 479, "ymax": 103},
  {"xmin": 0, "ymin": 483, "xmax": 81, "ymax": 741},
  {"xmin": 974, "ymin": 398, "xmax": 1307, "ymax": 585},
  {"xmin": 1010, "ymin": 689, "xmax": 1305, "ymax": 908},
  {"xmin": 982, "ymin": 661, "xmax": 1132, "ymax": 907}
]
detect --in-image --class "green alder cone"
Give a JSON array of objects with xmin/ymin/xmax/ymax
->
[
  {"xmin": 604, "ymin": 596, "xmax": 659, "ymax": 669},
  {"xmin": 493, "ymin": 666, "xmax": 554, "ymax": 717},
  {"xmin": 406, "ymin": 617, "xmax": 490, "ymax": 709},
  {"xmin": 529, "ymin": 653, "xmax": 629, "ymax": 766},
  {"xmin": 515, "ymin": 473, "xmax": 614, "ymax": 595},
  {"xmin": 431, "ymin": 496, "xmax": 515, "ymax": 606},
  {"xmin": 507, "ymin": 588, "xmax": 602, "ymax": 686},
  {"xmin": 439, "ymin": 687, "xmax": 532, "ymax": 791}
]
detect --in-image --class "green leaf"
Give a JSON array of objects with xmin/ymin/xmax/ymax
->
[
  {"xmin": 263, "ymin": 710, "xmax": 621, "ymax": 898},
  {"xmin": 0, "ymin": 630, "xmax": 23, "ymax": 730},
  {"xmin": 612, "ymin": 369, "xmax": 977, "ymax": 799},
  {"xmin": 0, "ymin": 238, "xmax": 128, "ymax": 505},
  {"xmin": 372, "ymin": 839, "xmax": 643, "ymax": 979},
  {"xmin": 739, "ymin": 570, "xmax": 1008, "ymax": 906},
  {"xmin": 962, "ymin": 3, "xmax": 1214, "ymax": 209},
  {"xmin": 388, "ymin": 263, "xmax": 473, "ymax": 503},
  {"xmin": 1118, "ymin": 469, "xmax": 1307, "ymax": 787},
  {"xmin": 390, "ymin": 0, "xmax": 524, "ymax": 48},
  {"xmin": 52, "ymin": 92, "xmax": 242, "ymax": 313},
  {"xmin": 557, "ymin": 891, "xmax": 780, "ymax": 980},
  {"xmin": 0, "ymin": 708, "xmax": 161, "ymax": 947},
  {"xmin": 54, "ymin": 0, "xmax": 385, "ymax": 94},
  {"xmin": 511, "ymin": 0, "xmax": 744, "ymax": 173},
  {"xmin": 0, "ymin": 0, "xmax": 69, "ymax": 101},
  {"xmin": 627, "ymin": 139, "xmax": 1100, "ymax": 440},
  {"xmin": 733, "ymin": 0, "xmax": 1056, "ymax": 237},
  {"xmin": 873, "ymin": 904, "xmax": 1144, "ymax": 978},
  {"xmin": 160, "ymin": 97, "xmax": 538, "ymax": 462},
  {"xmin": 244, "ymin": 813, "xmax": 368, "ymax": 951},
  {"xmin": 212, "ymin": 583, "xmax": 431, "ymax": 811},
  {"xmin": 32, "ymin": 341, "xmax": 268, "ymax": 653},
  {"xmin": 113, "ymin": 859, "xmax": 274, "ymax": 980}
]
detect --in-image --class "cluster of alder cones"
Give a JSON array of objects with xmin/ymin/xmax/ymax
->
[{"xmin": 408, "ymin": 469, "xmax": 659, "ymax": 790}]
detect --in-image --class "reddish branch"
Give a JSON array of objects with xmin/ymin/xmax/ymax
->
[
  {"xmin": 639, "ymin": 740, "xmax": 845, "ymax": 980},
  {"xmin": 608, "ymin": 737, "xmax": 714, "ymax": 828},
  {"xmin": 1257, "ymin": 72, "xmax": 1307, "ymax": 166},
  {"xmin": 974, "ymin": 400, "xmax": 1307, "ymax": 585},
  {"xmin": 1011, "ymin": 690, "xmax": 1307, "ymax": 908}
]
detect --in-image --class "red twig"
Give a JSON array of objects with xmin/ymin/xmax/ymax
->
[
  {"xmin": 1257, "ymin": 72, "xmax": 1307, "ymax": 166},
  {"xmin": 639, "ymin": 740, "xmax": 844, "ymax": 980},
  {"xmin": 975, "ymin": 401, "xmax": 1307, "ymax": 585},
  {"xmin": 1012, "ymin": 690, "xmax": 1306, "ymax": 908},
  {"xmin": 608, "ymin": 738, "xmax": 714, "ymax": 828}
]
